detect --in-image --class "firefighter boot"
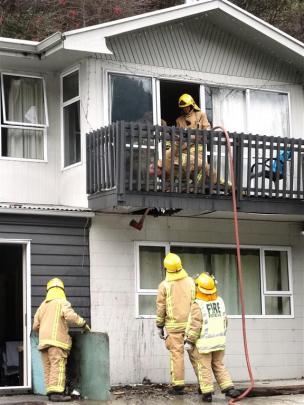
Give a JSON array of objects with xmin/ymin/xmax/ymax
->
[
  {"xmin": 168, "ymin": 385, "xmax": 184, "ymax": 395},
  {"xmin": 202, "ymin": 393, "xmax": 212, "ymax": 402},
  {"xmin": 49, "ymin": 393, "xmax": 72, "ymax": 402},
  {"xmin": 225, "ymin": 387, "xmax": 241, "ymax": 398}
]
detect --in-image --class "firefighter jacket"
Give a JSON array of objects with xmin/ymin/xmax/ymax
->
[
  {"xmin": 185, "ymin": 297, "xmax": 227, "ymax": 353},
  {"xmin": 156, "ymin": 271, "xmax": 196, "ymax": 333},
  {"xmin": 33, "ymin": 298, "xmax": 86, "ymax": 351},
  {"xmin": 176, "ymin": 110, "xmax": 210, "ymax": 130}
]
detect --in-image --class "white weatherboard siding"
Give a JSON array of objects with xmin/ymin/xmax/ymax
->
[{"xmin": 90, "ymin": 214, "xmax": 303, "ymax": 384}]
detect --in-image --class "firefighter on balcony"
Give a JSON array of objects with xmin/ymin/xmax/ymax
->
[
  {"xmin": 156, "ymin": 252, "xmax": 197, "ymax": 395},
  {"xmin": 33, "ymin": 278, "xmax": 91, "ymax": 402},
  {"xmin": 184, "ymin": 272, "xmax": 240, "ymax": 402},
  {"xmin": 176, "ymin": 93, "xmax": 210, "ymax": 130}
]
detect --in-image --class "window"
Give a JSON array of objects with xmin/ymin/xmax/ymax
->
[
  {"xmin": 136, "ymin": 243, "xmax": 293, "ymax": 318},
  {"xmin": 61, "ymin": 70, "xmax": 80, "ymax": 168},
  {"xmin": 137, "ymin": 245, "xmax": 166, "ymax": 316},
  {"xmin": 0, "ymin": 73, "xmax": 47, "ymax": 160},
  {"xmin": 110, "ymin": 74, "xmax": 153, "ymax": 124},
  {"xmin": 108, "ymin": 71, "xmax": 290, "ymax": 138},
  {"xmin": 206, "ymin": 86, "xmax": 289, "ymax": 137}
]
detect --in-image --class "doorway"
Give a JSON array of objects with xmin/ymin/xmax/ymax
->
[
  {"xmin": 159, "ymin": 80, "xmax": 200, "ymax": 126},
  {"xmin": 0, "ymin": 242, "xmax": 29, "ymax": 389}
]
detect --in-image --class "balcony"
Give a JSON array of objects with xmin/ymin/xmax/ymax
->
[{"xmin": 86, "ymin": 122, "xmax": 304, "ymax": 215}]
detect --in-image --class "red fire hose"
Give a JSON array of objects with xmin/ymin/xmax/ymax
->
[{"xmin": 213, "ymin": 126, "xmax": 254, "ymax": 404}]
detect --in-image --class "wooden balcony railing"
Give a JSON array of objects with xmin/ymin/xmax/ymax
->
[{"xmin": 86, "ymin": 122, "xmax": 304, "ymax": 211}]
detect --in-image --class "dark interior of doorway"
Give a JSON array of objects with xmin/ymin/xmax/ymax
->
[
  {"xmin": 159, "ymin": 80, "xmax": 200, "ymax": 127},
  {"xmin": 0, "ymin": 244, "xmax": 23, "ymax": 387}
]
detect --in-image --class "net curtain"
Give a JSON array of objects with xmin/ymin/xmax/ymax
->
[{"xmin": 6, "ymin": 77, "xmax": 44, "ymax": 159}]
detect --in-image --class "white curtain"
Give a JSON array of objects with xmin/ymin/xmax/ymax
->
[
  {"xmin": 249, "ymin": 91, "xmax": 289, "ymax": 137},
  {"xmin": 212, "ymin": 251, "xmax": 261, "ymax": 315},
  {"xmin": 212, "ymin": 88, "xmax": 247, "ymax": 132},
  {"xmin": 6, "ymin": 77, "xmax": 44, "ymax": 159}
]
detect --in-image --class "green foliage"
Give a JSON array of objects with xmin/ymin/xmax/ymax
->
[{"xmin": 230, "ymin": 0, "xmax": 304, "ymax": 42}]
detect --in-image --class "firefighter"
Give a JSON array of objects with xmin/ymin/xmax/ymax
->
[
  {"xmin": 176, "ymin": 93, "xmax": 210, "ymax": 130},
  {"xmin": 33, "ymin": 278, "xmax": 90, "ymax": 402},
  {"xmin": 184, "ymin": 272, "xmax": 240, "ymax": 402},
  {"xmin": 156, "ymin": 252, "xmax": 197, "ymax": 395}
]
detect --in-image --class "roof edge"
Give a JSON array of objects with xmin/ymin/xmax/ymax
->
[{"xmin": 62, "ymin": 0, "xmax": 304, "ymax": 59}]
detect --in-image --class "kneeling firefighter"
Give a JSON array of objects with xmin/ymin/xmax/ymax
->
[
  {"xmin": 33, "ymin": 278, "xmax": 91, "ymax": 402},
  {"xmin": 156, "ymin": 253, "xmax": 198, "ymax": 395},
  {"xmin": 184, "ymin": 272, "xmax": 240, "ymax": 402}
]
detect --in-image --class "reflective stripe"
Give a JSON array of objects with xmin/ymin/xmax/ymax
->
[
  {"xmin": 165, "ymin": 282, "xmax": 174, "ymax": 319},
  {"xmin": 202, "ymin": 384, "xmax": 214, "ymax": 394},
  {"xmin": 47, "ymin": 385, "xmax": 64, "ymax": 393},
  {"xmin": 156, "ymin": 316, "xmax": 165, "ymax": 326},
  {"xmin": 58, "ymin": 358, "xmax": 65, "ymax": 391},
  {"xmin": 170, "ymin": 352, "xmax": 184, "ymax": 386},
  {"xmin": 187, "ymin": 330, "xmax": 200, "ymax": 338},
  {"xmin": 197, "ymin": 362, "xmax": 213, "ymax": 394},
  {"xmin": 165, "ymin": 321, "xmax": 187, "ymax": 330},
  {"xmin": 220, "ymin": 381, "xmax": 234, "ymax": 390},
  {"xmin": 39, "ymin": 339, "xmax": 71, "ymax": 350},
  {"xmin": 51, "ymin": 302, "xmax": 61, "ymax": 343},
  {"xmin": 173, "ymin": 380, "xmax": 185, "ymax": 386},
  {"xmin": 195, "ymin": 297, "xmax": 226, "ymax": 354},
  {"xmin": 191, "ymin": 281, "xmax": 196, "ymax": 302}
]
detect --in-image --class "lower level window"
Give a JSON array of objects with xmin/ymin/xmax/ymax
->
[
  {"xmin": 1, "ymin": 127, "xmax": 44, "ymax": 159},
  {"xmin": 136, "ymin": 243, "xmax": 292, "ymax": 318}
]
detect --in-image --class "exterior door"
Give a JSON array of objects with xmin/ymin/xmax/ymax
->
[{"xmin": 0, "ymin": 240, "xmax": 31, "ymax": 390}]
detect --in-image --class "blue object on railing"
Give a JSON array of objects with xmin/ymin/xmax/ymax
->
[{"xmin": 272, "ymin": 150, "xmax": 291, "ymax": 176}]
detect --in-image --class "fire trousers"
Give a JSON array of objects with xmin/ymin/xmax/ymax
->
[
  {"xmin": 41, "ymin": 346, "xmax": 69, "ymax": 394},
  {"xmin": 165, "ymin": 331, "xmax": 198, "ymax": 387},
  {"xmin": 194, "ymin": 348, "xmax": 233, "ymax": 394}
]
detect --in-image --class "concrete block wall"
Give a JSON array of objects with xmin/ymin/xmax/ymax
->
[{"xmin": 90, "ymin": 213, "xmax": 304, "ymax": 385}]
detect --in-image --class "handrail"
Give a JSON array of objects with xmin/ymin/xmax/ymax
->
[{"xmin": 86, "ymin": 122, "xmax": 304, "ymax": 201}]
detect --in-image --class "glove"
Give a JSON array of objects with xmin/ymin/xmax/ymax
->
[
  {"xmin": 184, "ymin": 341, "xmax": 194, "ymax": 352},
  {"xmin": 157, "ymin": 327, "xmax": 165, "ymax": 339},
  {"xmin": 83, "ymin": 322, "xmax": 91, "ymax": 332}
]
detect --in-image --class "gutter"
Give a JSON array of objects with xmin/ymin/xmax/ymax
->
[{"xmin": 0, "ymin": 207, "xmax": 95, "ymax": 218}]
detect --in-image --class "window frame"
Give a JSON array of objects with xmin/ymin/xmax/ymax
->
[
  {"xmin": 60, "ymin": 66, "xmax": 81, "ymax": 170},
  {"xmin": 1, "ymin": 72, "xmax": 48, "ymax": 128},
  {"xmin": 135, "ymin": 241, "xmax": 293, "ymax": 319},
  {"xmin": 0, "ymin": 72, "xmax": 48, "ymax": 162},
  {"xmin": 107, "ymin": 70, "xmax": 158, "ymax": 126},
  {"xmin": 106, "ymin": 70, "xmax": 291, "ymax": 137}
]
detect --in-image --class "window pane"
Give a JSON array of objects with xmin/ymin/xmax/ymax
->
[
  {"xmin": 211, "ymin": 88, "xmax": 246, "ymax": 132},
  {"xmin": 265, "ymin": 250, "xmax": 289, "ymax": 291},
  {"xmin": 110, "ymin": 74, "xmax": 153, "ymax": 123},
  {"xmin": 64, "ymin": 101, "xmax": 80, "ymax": 167},
  {"xmin": 171, "ymin": 246, "xmax": 261, "ymax": 315},
  {"xmin": 249, "ymin": 91, "xmax": 289, "ymax": 137},
  {"xmin": 63, "ymin": 71, "xmax": 79, "ymax": 102},
  {"xmin": 3, "ymin": 75, "xmax": 46, "ymax": 125},
  {"xmin": 1, "ymin": 127, "xmax": 43, "ymax": 159},
  {"xmin": 265, "ymin": 296, "xmax": 291, "ymax": 315},
  {"xmin": 139, "ymin": 246, "xmax": 165, "ymax": 289},
  {"xmin": 138, "ymin": 295, "xmax": 156, "ymax": 316}
]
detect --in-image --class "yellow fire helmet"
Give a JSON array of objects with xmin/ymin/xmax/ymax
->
[
  {"xmin": 47, "ymin": 277, "xmax": 65, "ymax": 291},
  {"xmin": 164, "ymin": 252, "xmax": 182, "ymax": 273},
  {"xmin": 46, "ymin": 278, "xmax": 66, "ymax": 302},
  {"xmin": 178, "ymin": 93, "xmax": 200, "ymax": 111},
  {"xmin": 196, "ymin": 272, "xmax": 217, "ymax": 294}
]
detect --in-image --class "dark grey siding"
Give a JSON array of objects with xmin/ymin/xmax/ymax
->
[{"xmin": 0, "ymin": 214, "xmax": 90, "ymax": 322}]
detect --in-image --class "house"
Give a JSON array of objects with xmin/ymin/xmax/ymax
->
[{"xmin": 0, "ymin": 0, "xmax": 304, "ymax": 392}]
